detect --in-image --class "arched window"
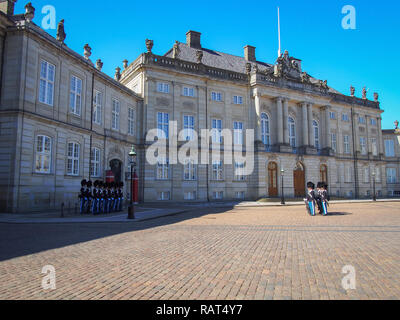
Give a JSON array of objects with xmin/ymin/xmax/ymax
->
[
  {"xmin": 313, "ymin": 120, "xmax": 320, "ymax": 149},
  {"xmin": 261, "ymin": 113, "xmax": 270, "ymax": 146},
  {"xmin": 288, "ymin": 117, "xmax": 296, "ymax": 147}
]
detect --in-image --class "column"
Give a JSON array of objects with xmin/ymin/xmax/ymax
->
[
  {"xmin": 276, "ymin": 97, "xmax": 283, "ymax": 144},
  {"xmin": 325, "ymin": 105, "xmax": 331, "ymax": 149},
  {"xmin": 307, "ymin": 103, "xmax": 314, "ymax": 147},
  {"xmin": 301, "ymin": 102, "xmax": 308, "ymax": 146},
  {"xmin": 254, "ymin": 92, "xmax": 261, "ymax": 142},
  {"xmin": 377, "ymin": 116, "xmax": 383, "ymax": 156},
  {"xmin": 283, "ymin": 98, "xmax": 289, "ymax": 145},
  {"xmin": 352, "ymin": 112, "xmax": 359, "ymax": 155}
]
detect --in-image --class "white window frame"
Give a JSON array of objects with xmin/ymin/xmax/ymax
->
[
  {"xmin": 67, "ymin": 142, "xmax": 80, "ymax": 176},
  {"xmin": 157, "ymin": 112, "xmax": 169, "ymax": 139},
  {"xmin": 288, "ymin": 117, "xmax": 296, "ymax": 148},
  {"xmin": 183, "ymin": 115, "xmax": 195, "ymax": 141},
  {"xmin": 112, "ymin": 99, "xmax": 120, "ymax": 130},
  {"xmin": 90, "ymin": 147, "xmax": 101, "ymax": 177},
  {"xmin": 158, "ymin": 191, "xmax": 171, "ymax": 201},
  {"xmin": 344, "ymin": 135, "xmax": 350, "ymax": 154},
  {"xmin": 233, "ymin": 95, "xmax": 243, "ymax": 105},
  {"xmin": 93, "ymin": 90, "xmax": 102, "ymax": 125},
  {"xmin": 235, "ymin": 191, "xmax": 245, "ymax": 200},
  {"xmin": 331, "ymin": 133, "xmax": 337, "ymax": 152},
  {"xmin": 386, "ymin": 168, "xmax": 397, "ymax": 184},
  {"xmin": 39, "ymin": 60, "xmax": 55, "ymax": 106},
  {"xmin": 212, "ymin": 119, "xmax": 222, "ymax": 144},
  {"xmin": 212, "ymin": 160, "xmax": 223, "ymax": 181},
  {"xmin": 261, "ymin": 113, "xmax": 270, "ymax": 146},
  {"xmin": 234, "ymin": 162, "xmax": 246, "ymax": 181},
  {"xmin": 370, "ymin": 118, "xmax": 377, "ymax": 126},
  {"xmin": 364, "ymin": 167, "xmax": 370, "ymax": 183},
  {"xmin": 345, "ymin": 166, "xmax": 352, "ymax": 183},
  {"xmin": 211, "ymin": 91, "xmax": 222, "ymax": 102},
  {"xmin": 157, "ymin": 157, "xmax": 169, "ymax": 180},
  {"xmin": 358, "ymin": 116, "xmax": 366, "ymax": 124},
  {"xmin": 233, "ymin": 121, "xmax": 243, "ymax": 145},
  {"xmin": 184, "ymin": 191, "xmax": 196, "ymax": 200},
  {"xmin": 313, "ymin": 120, "xmax": 319, "ymax": 149},
  {"xmin": 329, "ymin": 111, "xmax": 336, "ymax": 120},
  {"xmin": 182, "ymin": 86, "xmax": 195, "ymax": 97},
  {"xmin": 69, "ymin": 75, "xmax": 82, "ymax": 116},
  {"xmin": 128, "ymin": 107, "xmax": 135, "ymax": 136},
  {"xmin": 35, "ymin": 135, "xmax": 52, "ymax": 174},
  {"xmin": 371, "ymin": 138, "xmax": 378, "ymax": 156},
  {"xmin": 360, "ymin": 137, "xmax": 367, "ymax": 155},
  {"xmin": 342, "ymin": 113, "xmax": 349, "ymax": 122},
  {"xmin": 183, "ymin": 159, "xmax": 197, "ymax": 181},
  {"xmin": 385, "ymin": 139, "xmax": 395, "ymax": 157},
  {"xmin": 157, "ymin": 82, "xmax": 170, "ymax": 93},
  {"xmin": 213, "ymin": 191, "xmax": 224, "ymax": 200}
]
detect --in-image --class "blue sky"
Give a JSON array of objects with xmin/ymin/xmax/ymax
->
[{"xmin": 15, "ymin": 0, "xmax": 400, "ymax": 129}]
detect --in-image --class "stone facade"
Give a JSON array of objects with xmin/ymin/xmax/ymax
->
[{"xmin": 0, "ymin": 3, "xmax": 399, "ymax": 212}]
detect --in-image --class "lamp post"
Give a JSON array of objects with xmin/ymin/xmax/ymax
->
[
  {"xmin": 372, "ymin": 171, "xmax": 376, "ymax": 202},
  {"xmin": 128, "ymin": 145, "xmax": 137, "ymax": 219},
  {"xmin": 281, "ymin": 169, "xmax": 285, "ymax": 205}
]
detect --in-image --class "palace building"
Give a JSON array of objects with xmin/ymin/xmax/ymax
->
[{"xmin": 0, "ymin": 1, "xmax": 399, "ymax": 212}]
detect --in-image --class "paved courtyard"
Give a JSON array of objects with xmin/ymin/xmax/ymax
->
[{"xmin": 0, "ymin": 202, "xmax": 399, "ymax": 300}]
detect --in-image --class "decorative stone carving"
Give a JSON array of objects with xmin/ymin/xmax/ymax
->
[
  {"xmin": 395, "ymin": 120, "xmax": 399, "ymax": 130},
  {"xmin": 83, "ymin": 44, "xmax": 91, "ymax": 60},
  {"xmin": 318, "ymin": 80, "xmax": 328, "ymax": 89},
  {"xmin": 196, "ymin": 50, "xmax": 203, "ymax": 64},
  {"xmin": 114, "ymin": 67, "xmax": 121, "ymax": 81},
  {"xmin": 301, "ymin": 72, "xmax": 311, "ymax": 84},
  {"xmin": 56, "ymin": 19, "xmax": 66, "ymax": 44},
  {"xmin": 145, "ymin": 39, "xmax": 154, "ymax": 53},
  {"xmin": 173, "ymin": 41, "xmax": 181, "ymax": 59},
  {"xmin": 374, "ymin": 92, "xmax": 379, "ymax": 102},
  {"xmin": 362, "ymin": 87, "xmax": 367, "ymax": 100},
  {"xmin": 274, "ymin": 50, "xmax": 302, "ymax": 79},
  {"xmin": 245, "ymin": 63, "xmax": 252, "ymax": 74},
  {"xmin": 350, "ymin": 85, "xmax": 355, "ymax": 97},
  {"xmin": 123, "ymin": 59, "xmax": 128, "ymax": 69},
  {"xmin": 24, "ymin": 2, "xmax": 35, "ymax": 22},
  {"xmin": 96, "ymin": 59, "xmax": 103, "ymax": 71}
]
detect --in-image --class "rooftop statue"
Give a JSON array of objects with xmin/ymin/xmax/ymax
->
[
  {"xmin": 56, "ymin": 19, "xmax": 66, "ymax": 44},
  {"xmin": 145, "ymin": 39, "xmax": 154, "ymax": 53},
  {"xmin": 172, "ymin": 41, "xmax": 180, "ymax": 59}
]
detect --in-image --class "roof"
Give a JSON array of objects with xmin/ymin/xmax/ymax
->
[{"xmin": 164, "ymin": 42, "xmax": 342, "ymax": 95}]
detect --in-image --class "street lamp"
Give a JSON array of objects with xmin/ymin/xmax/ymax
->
[
  {"xmin": 281, "ymin": 168, "xmax": 285, "ymax": 205},
  {"xmin": 372, "ymin": 171, "xmax": 376, "ymax": 202},
  {"xmin": 128, "ymin": 145, "xmax": 137, "ymax": 219}
]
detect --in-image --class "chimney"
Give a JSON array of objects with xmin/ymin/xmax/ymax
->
[
  {"xmin": 244, "ymin": 45, "xmax": 256, "ymax": 62},
  {"xmin": 186, "ymin": 30, "xmax": 201, "ymax": 49},
  {"xmin": 0, "ymin": 0, "xmax": 17, "ymax": 16}
]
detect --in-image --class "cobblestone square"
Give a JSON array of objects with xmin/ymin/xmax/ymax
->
[{"xmin": 0, "ymin": 202, "xmax": 399, "ymax": 300}]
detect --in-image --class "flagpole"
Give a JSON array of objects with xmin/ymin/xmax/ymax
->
[{"xmin": 277, "ymin": 7, "xmax": 281, "ymax": 57}]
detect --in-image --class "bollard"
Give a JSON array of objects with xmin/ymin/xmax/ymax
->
[{"xmin": 61, "ymin": 202, "xmax": 64, "ymax": 218}]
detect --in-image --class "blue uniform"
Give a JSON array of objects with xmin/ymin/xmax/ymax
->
[{"xmin": 306, "ymin": 189, "xmax": 316, "ymax": 216}]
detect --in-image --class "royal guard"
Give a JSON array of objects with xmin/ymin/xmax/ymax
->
[
  {"xmin": 304, "ymin": 182, "xmax": 317, "ymax": 216},
  {"xmin": 113, "ymin": 182, "xmax": 119, "ymax": 212},
  {"xmin": 316, "ymin": 182, "xmax": 324, "ymax": 215},
  {"xmin": 97, "ymin": 181, "xmax": 103, "ymax": 213},
  {"xmin": 320, "ymin": 182, "xmax": 329, "ymax": 216},
  {"xmin": 103, "ymin": 182, "xmax": 109, "ymax": 213},
  {"xmin": 108, "ymin": 182, "xmax": 114, "ymax": 213},
  {"xmin": 79, "ymin": 179, "xmax": 87, "ymax": 214},
  {"xmin": 91, "ymin": 181, "xmax": 99, "ymax": 214},
  {"xmin": 118, "ymin": 182, "xmax": 124, "ymax": 212},
  {"xmin": 85, "ymin": 180, "xmax": 93, "ymax": 214}
]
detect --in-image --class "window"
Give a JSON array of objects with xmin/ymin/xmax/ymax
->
[
  {"xmin": 342, "ymin": 113, "xmax": 349, "ymax": 122},
  {"xmin": 313, "ymin": 120, "xmax": 319, "ymax": 149},
  {"xmin": 69, "ymin": 76, "xmax": 82, "ymax": 115},
  {"xmin": 39, "ymin": 60, "xmax": 55, "ymax": 106},
  {"xmin": 371, "ymin": 138, "xmax": 377, "ymax": 156},
  {"xmin": 184, "ymin": 191, "xmax": 196, "ymax": 200},
  {"xmin": 157, "ymin": 112, "xmax": 169, "ymax": 139},
  {"xmin": 234, "ymin": 162, "xmax": 246, "ymax": 181},
  {"xmin": 67, "ymin": 142, "xmax": 80, "ymax": 175},
  {"xmin": 375, "ymin": 167, "xmax": 381, "ymax": 182},
  {"xmin": 386, "ymin": 168, "xmax": 397, "ymax": 184},
  {"xmin": 360, "ymin": 137, "xmax": 367, "ymax": 155},
  {"xmin": 183, "ymin": 159, "xmax": 196, "ymax": 181},
  {"xmin": 235, "ymin": 191, "xmax": 245, "ymax": 200},
  {"xmin": 212, "ymin": 160, "xmax": 223, "ymax": 181},
  {"xmin": 344, "ymin": 135, "xmax": 350, "ymax": 154},
  {"xmin": 288, "ymin": 117, "xmax": 296, "ymax": 148},
  {"xmin": 35, "ymin": 135, "xmax": 51, "ymax": 173},
  {"xmin": 157, "ymin": 158, "xmax": 169, "ymax": 180},
  {"xmin": 233, "ymin": 121, "xmax": 243, "ymax": 145},
  {"xmin": 90, "ymin": 148, "xmax": 101, "ymax": 177},
  {"xmin": 183, "ymin": 87, "xmax": 195, "ymax": 97},
  {"xmin": 93, "ymin": 90, "xmax": 102, "ymax": 125},
  {"xmin": 364, "ymin": 167, "xmax": 369, "ymax": 183},
  {"xmin": 128, "ymin": 107, "xmax": 135, "ymax": 135},
  {"xmin": 233, "ymin": 96, "xmax": 243, "ymax": 105},
  {"xmin": 261, "ymin": 113, "xmax": 270, "ymax": 146},
  {"xmin": 331, "ymin": 133, "xmax": 337, "ymax": 152},
  {"xmin": 370, "ymin": 118, "xmax": 377, "ymax": 126},
  {"xmin": 183, "ymin": 115, "xmax": 195, "ymax": 141},
  {"xmin": 358, "ymin": 116, "xmax": 366, "ymax": 124},
  {"xmin": 157, "ymin": 82, "xmax": 170, "ymax": 93},
  {"xmin": 385, "ymin": 139, "xmax": 395, "ymax": 157},
  {"xmin": 158, "ymin": 191, "xmax": 170, "ymax": 200},
  {"xmin": 329, "ymin": 111, "xmax": 336, "ymax": 120},
  {"xmin": 213, "ymin": 191, "xmax": 224, "ymax": 200},
  {"xmin": 345, "ymin": 166, "xmax": 352, "ymax": 183},
  {"xmin": 212, "ymin": 119, "xmax": 222, "ymax": 143},
  {"xmin": 211, "ymin": 91, "xmax": 222, "ymax": 102},
  {"xmin": 112, "ymin": 99, "xmax": 120, "ymax": 130}
]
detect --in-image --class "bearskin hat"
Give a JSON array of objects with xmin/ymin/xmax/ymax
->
[
  {"xmin": 110, "ymin": 182, "xmax": 115, "ymax": 188},
  {"xmin": 94, "ymin": 180, "xmax": 99, "ymax": 187},
  {"xmin": 323, "ymin": 182, "xmax": 328, "ymax": 189},
  {"xmin": 81, "ymin": 179, "xmax": 87, "ymax": 187},
  {"xmin": 317, "ymin": 182, "xmax": 323, "ymax": 188},
  {"xmin": 87, "ymin": 180, "xmax": 93, "ymax": 188},
  {"xmin": 307, "ymin": 182, "xmax": 315, "ymax": 189},
  {"xmin": 98, "ymin": 181, "xmax": 103, "ymax": 188},
  {"xmin": 120, "ymin": 182, "xmax": 124, "ymax": 188}
]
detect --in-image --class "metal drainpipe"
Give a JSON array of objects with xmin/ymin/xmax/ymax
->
[
  {"xmin": 89, "ymin": 72, "xmax": 94, "ymax": 181},
  {"xmin": 351, "ymin": 106, "xmax": 359, "ymax": 199}
]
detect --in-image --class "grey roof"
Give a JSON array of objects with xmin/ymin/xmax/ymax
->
[{"xmin": 164, "ymin": 42, "xmax": 343, "ymax": 95}]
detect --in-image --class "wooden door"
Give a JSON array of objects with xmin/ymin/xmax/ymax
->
[
  {"xmin": 293, "ymin": 165, "xmax": 305, "ymax": 197},
  {"xmin": 320, "ymin": 165, "xmax": 328, "ymax": 183},
  {"xmin": 268, "ymin": 162, "xmax": 278, "ymax": 197}
]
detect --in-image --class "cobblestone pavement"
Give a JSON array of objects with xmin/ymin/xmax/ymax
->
[{"xmin": 0, "ymin": 202, "xmax": 399, "ymax": 300}]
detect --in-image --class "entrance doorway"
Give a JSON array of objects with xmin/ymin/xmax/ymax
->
[
  {"xmin": 293, "ymin": 162, "xmax": 305, "ymax": 197},
  {"xmin": 109, "ymin": 159, "xmax": 122, "ymax": 184},
  {"xmin": 320, "ymin": 164, "xmax": 328, "ymax": 183},
  {"xmin": 268, "ymin": 162, "xmax": 278, "ymax": 197}
]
